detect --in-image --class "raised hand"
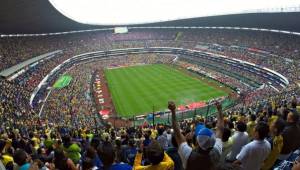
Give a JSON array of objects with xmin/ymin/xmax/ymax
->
[
  {"xmin": 215, "ymin": 101, "xmax": 224, "ymax": 138},
  {"xmin": 215, "ymin": 101, "xmax": 222, "ymax": 111},
  {"xmin": 168, "ymin": 101, "xmax": 176, "ymax": 112},
  {"xmin": 168, "ymin": 101, "xmax": 186, "ymax": 145}
]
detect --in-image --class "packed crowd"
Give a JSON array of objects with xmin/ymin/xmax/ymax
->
[
  {"xmin": 179, "ymin": 56, "xmax": 266, "ymax": 88},
  {"xmin": 1, "ymin": 29, "xmax": 299, "ymax": 77},
  {"xmin": 13, "ymin": 54, "xmax": 71, "ymax": 93},
  {"xmin": 177, "ymin": 60, "xmax": 252, "ymax": 92},
  {"xmin": 179, "ymin": 29, "xmax": 300, "ymax": 59},
  {"xmin": 196, "ymin": 44, "xmax": 299, "ymax": 83},
  {"xmin": 0, "ymin": 90, "xmax": 299, "ymax": 170},
  {"xmin": 2, "ymin": 30, "xmax": 297, "ymax": 95},
  {"xmin": 0, "ymin": 78, "xmax": 35, "ymax": 120},
  {"xmin": 42, "ymin": 63, "xmax": 98, "ymax": 128},
  {"xmin": 0, "ymin": 30, "xmax": 175, "ymax": 70}
]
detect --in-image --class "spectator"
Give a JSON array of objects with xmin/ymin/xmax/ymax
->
[
  {"xmin": 143, "ymin": 130, "xmax": 152, "ymax": 147},
  {"xmin": 166, "ymin": 135, "xmax": 183, "ymax": 170},
  {"xmin": 133, "ymin": 140, "xmax": 174, "ymax": 170},
  {"xmin": 82, "ymin": 157, "xmax": 97, "ymax": 170},
  {"xmin": 53, "ymin": 148, "xmax": 78, "ymax": 170},
  {"xmin": 233, "ymin": 121, "xmax": 271, "ymax": 170},
  {"xmin": 220, "ymin": 128, "xmax": 232, "ymax": 163},
  {"xmin": 13, "ymin": 149, "xmax": 31, "ymax": 170},
  {"xmin": 63, "ymin": 135, "xmax": 82, "ymax": 164},
  {"xmin": 0, "ymin": 140, "xmax": 6, "ymax": 169},
  {"xmin": 157, "ymin": 127, "xmax": 168, "ymax": 150},
  {"xmin": 262, "ymin": 118, "xmax": 285, "ymax": 170},
  {"xmin": 279, "ymin": 110, "xmax": 300, "ymax": 160},
  {"xmin": 170, "ymin": 101, "xmax": 223, "ymax": 170},
  {"xmin": 226, "ymin": 121, "xmax": 249, "ymax": 162},
  {"xmin": 1, "ymin": 146, "xmax": 14, "ymax": 170},
  {"xmin": 97, "ymin": 141, "xmax": 132, "ymax": 170},
  {"xmin": 123, "ymin": 139, "xmax": 137, "ymax": 166},
  {"xmin": 84, "ymin": 146, "xmax": 102, "ymax": 169},
  {"xmin": 246, "ymin": 114, "xmax": 256, "ymax": 140}
]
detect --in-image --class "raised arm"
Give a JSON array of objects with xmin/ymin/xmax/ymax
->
[
  {"xmin": 168, "ymin": 101, "xmax": 186, "ymax": 145},
  {"xmin": 215, "ymin": 101, "xmax": 224, "ymax": 139}
]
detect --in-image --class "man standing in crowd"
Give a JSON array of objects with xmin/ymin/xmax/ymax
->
[
  {"xmin": 279, "ymin": 110, "xmax": 300, "ymax": 160},
  {"xmin": 133, "ymin": 140, "xmax": 174, "ymax": 170},
  {"xmin": 98, "ymin": 141, "xmax": 132, "ymax": 170},
  {"xmin": 157, "ymin": 127, "xmax": 168, "ymax": 150},
  {"xmin": 226, "ymin": 121, "xmax": 249, "ymax": 162},
  {"xmin": 233, "ymin": 121, "xmax": 271, "ymax": 170},
  {"xmin": 169, "ymin": 101, "xmax": 224, "ymax": 170}
]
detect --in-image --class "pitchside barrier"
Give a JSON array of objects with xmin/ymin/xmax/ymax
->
[{"xmin": 132, "ymin": 98, "xmax": 237, "ymax": 126}]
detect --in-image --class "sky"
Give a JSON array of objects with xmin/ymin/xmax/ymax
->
[{"xmin": 49, "ymin": 0, "xmax": 300, "ymax": 25}]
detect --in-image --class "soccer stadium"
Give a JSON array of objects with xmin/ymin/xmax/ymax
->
[{"xmin": 1, "ymin": 0, "xmax": 300, "ymax": 169}]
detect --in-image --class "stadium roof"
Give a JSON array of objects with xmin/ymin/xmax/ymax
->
[
  {"xmin": 1, "ymin": 0, "xmax": 300, "ymax": 34},
  {"xmin": 0, "ymin": 0, "xmax": 102, "ymax": 34}
]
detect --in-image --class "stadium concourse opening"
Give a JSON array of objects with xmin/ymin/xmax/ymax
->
[{"xmin": 1, "ymin": 3, "xmax": 300, "ymax": 169}]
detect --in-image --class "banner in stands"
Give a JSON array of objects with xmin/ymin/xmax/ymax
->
[{"xmin": 53, "ymin": 75, "xmax": 73, "ymax": 89}]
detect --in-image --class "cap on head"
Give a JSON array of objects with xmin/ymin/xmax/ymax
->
[
  {"xmin": 194, "ymin": 123, "xmax": 205, "ymax": 137},
  {"xmin": 196, "ymin": 127, "xmax": 216, "ymax": 151}
]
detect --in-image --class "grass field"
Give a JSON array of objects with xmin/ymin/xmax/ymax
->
[{"xmin": 105, "ymin": 64, "xmax": 228, "ymax": 117}]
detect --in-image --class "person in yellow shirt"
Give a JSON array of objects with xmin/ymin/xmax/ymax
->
[
  {"xmin": 1, "ymin": 151, "xmax": 13, "ymax": 168},
  {"xmin": 0, "ymin": 140, "xmax": 6, "ymax": 170},
  {"xmin": 151, "ymin": 129, "xmax": 157, "ymax": 140},
  {"xmin": 0, "ymin": 141, "xmax": 14, "ymax": 170},
  {"xmin": 29, "ymin": 132, "xmax": 40, "ymax": 150},
  {"xmin": 271, "ymin": 99, "xmax": 276, "ymax": 110},
  {"xmin": 268, "ymin": 114, "xmax": 278, "ymax": 126},
  {"xmin": 237, "ymin": 113, "xmax": 246, "ymax": 123},
  {"xmin": 261, "ymin": 118, "xmax": 286, "ymax": 170},
  {"xmin": 247, "ymin": 114, "xmax": 257, "ymax": 140},
  {"xmin": 134, "ymin": 140, "xmax": 174, "ymax": 170}
]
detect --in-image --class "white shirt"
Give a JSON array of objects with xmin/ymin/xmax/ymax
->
[
  {"xmin": 178, "ymin": 138, "xmax": 222, "ymax": 169},
  {"xmin": 157, "ymin": 134, "xmax": 169, "ymax": 150},
  {"xmin": 166, "ymin": 133, "xmax": 172, "ymax": 146},
  {"xmin": 226, "ymin": 131, "xmax": 249, "ymax": 161},
  {"xmin": 221, "ymin": 141, "xmax": 233, "ymax": 163},
  {"xmin": 0, "ymin": 160, "xmax": 5, "ymax": 170},
  {"xmin": 236, "ymin": 139, "xmax": 271, "ymax": 170}
]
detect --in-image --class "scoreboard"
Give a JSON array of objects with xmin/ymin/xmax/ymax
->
[{"xmin": 114, "ymin": 27, "xmax": 128, "ymax": 34}]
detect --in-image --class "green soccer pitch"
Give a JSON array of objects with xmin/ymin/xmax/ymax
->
[{"xmin": 105, "ymin": 64, "xmax": 228, "ymax": 117}]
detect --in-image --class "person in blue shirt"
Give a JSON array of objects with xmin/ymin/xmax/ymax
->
[
  {"xmin": 143, "ymin": 131, "xmax": 152, "ymax": 147},
  {"xmin": 123, "ymin": 139, "xmax": 137, "ymax": 166},
  {"xmin": 84, "ymin": 146, "xmax": 103, "ymax": 169},
  {"xmin": 166, "ymin": 135, "xmax": 183, "ymax": 170},
  {"xmin": 97, "ymin": 141, "xmax": 132, "ymax": 170},
  {"xmin": 13, "ymin": 149, "xmax": 31, "ymax": 170}
]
